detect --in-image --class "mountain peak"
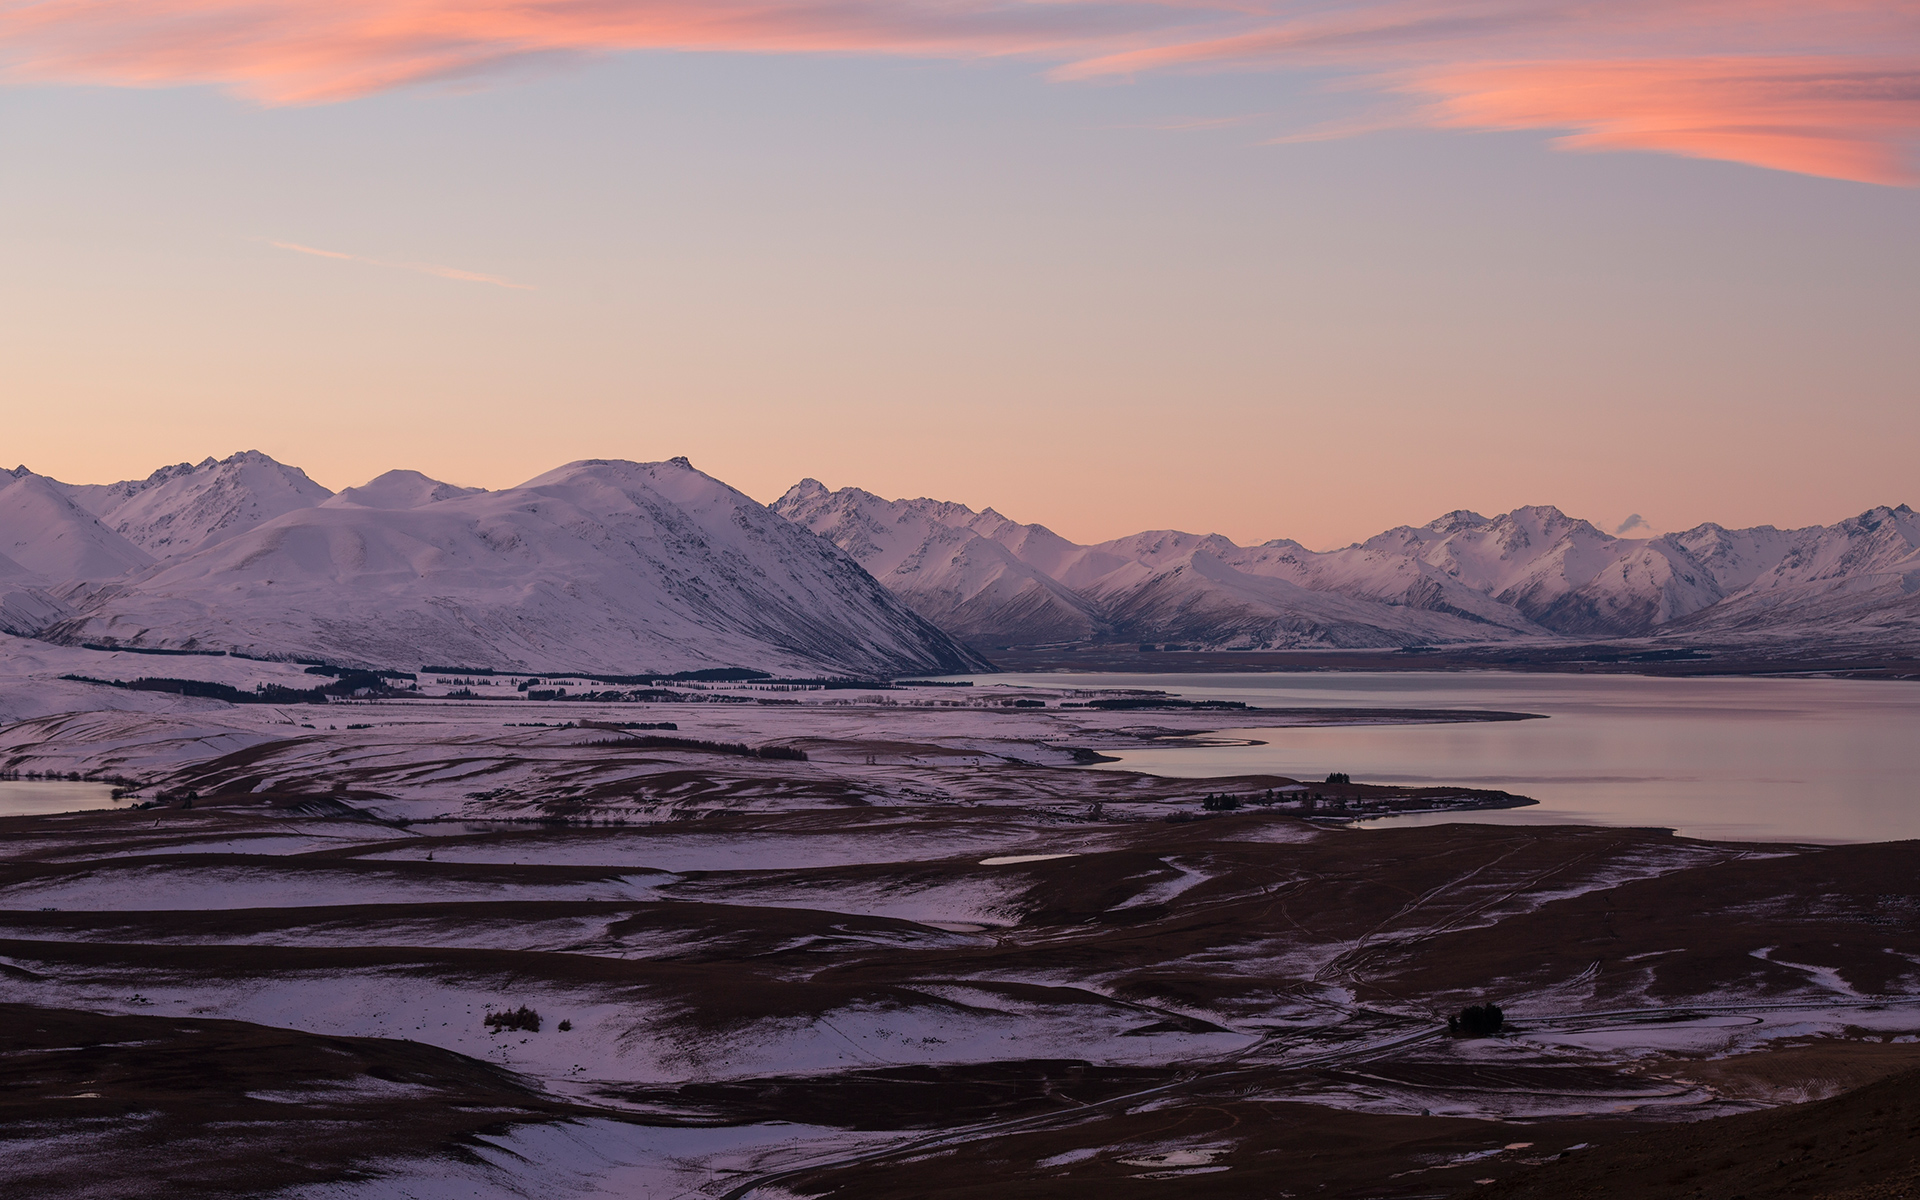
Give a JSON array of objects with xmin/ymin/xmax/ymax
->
[
  {"xmin": 61, "ymin": 458, "xmax": 985, "ymax": 676},
  {"xmin": 1422, "ymin": 510, "xmax": 1490, "ymax": 535},
  {"xmin": 325, "ymin": 469, "xmax": 479, "ymax": 510},
  {"xmin": 58, "ymin": 451, "xmax": 336, "ymax": 559}
]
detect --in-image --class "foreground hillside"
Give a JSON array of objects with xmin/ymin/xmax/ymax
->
[
  {"xmin": 1477, "ymin": 1063, "xmax": 1920, "ymax": 1200},
  {"xmin": 778, "ymin": 482, "xmax": 1920, "ymax": 655},
  {"xmin": 1, "ymin": 456, "xmax": 984, "ymax": 677},
  {"xmin": 0, "ymin": 687, "xmax": 1915, "ymax": 1198}
]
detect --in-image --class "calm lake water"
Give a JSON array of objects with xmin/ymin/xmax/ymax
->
[
  {"xmin": 0, "ymin": 780, "xmax": 124, "ymax": 817},
  {"xmin": 982, "ymin": 671, "xmax": 1920, "ymax": 844}
]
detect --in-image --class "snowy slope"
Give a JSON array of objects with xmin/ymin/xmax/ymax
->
[
  {"xmin": 1077, "ymin": 543, "xmax": 1541, "ymax": 649},
  {"xmin": 0, "ymin": 470, "xmax": 155, "ymax": 581},
  {"xmin": 781, "ymin": 487, "xmax": 1543, "ymax": 650},
  {"xmin": 1663, "ymin": 522, "xmax": 1803, "ymax": 594},
  {"xmin": 775, "ymin": 481, "xmax": 1104, "ymax": 647},
  {"xmin": 51, "ymin": 459, "xmax": 987, "ymax": 677},
  {"xmin": 1378, "ymin": 506, "xmax": 1726, "ymax": 636},
  {"xmin": 0, "ymin": 584, "xmax": 71, "ymax": 639},
  {"xmin": 323, "ymin": 469, "xmax": 482, "ymax": 509},
  {"xmin": 59, "ymin": 450, "xmax": 335, "ymax": 558},
  {"xmin": 1670, "ymin": 505, "xmax": 1920, "ymax": 643},
  {"xmin": 779, "ymin": 483, "xmax": 1917, "ymax": 651},
  {"xmin": 0, "ymin": 550, "xmax": 72, "ymax": 637}
]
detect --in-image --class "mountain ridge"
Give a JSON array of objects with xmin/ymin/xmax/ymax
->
[
  {"xmin": 9, "ymin": 457, "xmax": 986, "ymax": 677},
  {"xmin": 776, "ymin": 484, "xmax": 1919, "ymax": 654},
  {"xmin": 5, "ymin": 453, "xmax": 1910, "ymax": 670}
]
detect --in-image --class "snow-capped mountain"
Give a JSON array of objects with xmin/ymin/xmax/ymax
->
[
  {"xmin": 775, "ymin": 480, "xmax": 1105, "ymax": 646},
  {"xmin": 8, "ymin": 448, "xmax": 1911, "ymax": 671},
  {"xmin": 1670, "ymin": 505, "xmax": 1920, "ymax": 643},
  {"xmin": 777, "ymin": 484, "xmax": 1545, "ymax": 650},
  {"xmin": 49, "ymin": 458, "xmax": 986, "ymax": 677},
  {"xmin": 58, "ymin": 450, "xmax": 335, "ymax": 558},
  {"xmin": 779, "ymin": 482, "xmax": 1918, "ymax": 652},
  {"xmin": 1358, "ymin": 506, "xmax": 1724, "ymax": 636}
]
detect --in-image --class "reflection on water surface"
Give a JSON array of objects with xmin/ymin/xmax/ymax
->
[
  {"xmin": 976, "ymin": 671, "xmax": 1920, "ymax": 844},
  {"xmin": 0, "ymin": 780, "xmax": 123, "ymax": 817}
]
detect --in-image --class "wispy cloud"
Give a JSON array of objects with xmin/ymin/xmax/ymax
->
[
  {"xmin": 3, "ymin": 1, "xmax": 1916, "ymax": 183},
  {"xmin": 268, "ymin": 239, "xmax": 534, "ymax": 291},
  {"xmin": 1118, "ymin": 112, "xmax": 1275, "ymax": 132}
]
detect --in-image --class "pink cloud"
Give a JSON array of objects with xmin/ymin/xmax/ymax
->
[
  {"xmin": 0, "ymin": 1, "xmax": 1203, "ymax": 102},
  {"xmin": 2, "ymin": 0, "xmax": 1916, "ymax": 183},
  {"xmin": 1404, "ymin": 57, "xmax": 1920, "ymax": 185}
]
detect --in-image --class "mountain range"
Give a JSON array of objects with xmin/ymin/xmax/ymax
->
[
  {"xmin": 0, "ymin": 454, "xmax": 984, "ymax": 676},
  {"xmin": 0, "ymin": 451, "xmax": 1912, "ymax": 675},
  {"xmin": 775, "ymin": 481, "xmax": 1920, "ymax": 653}
]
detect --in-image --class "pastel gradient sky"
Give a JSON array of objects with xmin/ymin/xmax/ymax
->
[{"xmin": 3, "ymin": 0, "xmax": 1916, "ymax": 547}]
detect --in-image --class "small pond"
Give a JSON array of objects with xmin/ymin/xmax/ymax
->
[{"xmin": 0, "ymin": 780, "xmax": 126, "ymax": 817}]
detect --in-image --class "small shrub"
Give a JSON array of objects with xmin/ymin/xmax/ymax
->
[
  {"xmin": 1448, "ymin": 1002, "xmax": 1505, "ymax": 1037},
  {"xmin": 557, "ymin": 1019, "xmax": 572, "ymax": 1032},
  {"xmin": 484, "ymin": 1004, "xmax": 541, "ymax": 1033}
]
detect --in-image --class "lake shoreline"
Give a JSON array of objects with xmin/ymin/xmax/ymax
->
[{"xmin": 983, "ymin": 644, "xmax": 1920, "ymax": 681}]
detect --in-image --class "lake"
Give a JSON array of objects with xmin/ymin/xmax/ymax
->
[
  {"xmin": 0, "ymin": 780, "xmax": 125, "ymax": 817},
  {"xmin": 981, "ymin": 671, "xmax": 1920, "ymax": 844}
]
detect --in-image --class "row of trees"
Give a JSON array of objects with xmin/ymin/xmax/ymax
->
[{"xmin": 1199, "ymin": 773, "xmax": 1358, "ymax": 811}]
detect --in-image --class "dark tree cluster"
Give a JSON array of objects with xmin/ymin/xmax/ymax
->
[
  {"xmin": 1449, "ymin": 1002, "xmax": 1505, "ymax": 1037},
  {"xmin": 484, "ymin": 1005, "xmax": 541, "ymax": 1033},
  {"xmin": 61, "ymin": 673, "xmax": 414, "ymax": 705},
  {"xmin": 601, "ymin": 734, "xmax": 808, "ymax": 762}
]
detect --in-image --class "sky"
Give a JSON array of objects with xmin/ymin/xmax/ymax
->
[{"xmin": 2, "ymin": 1, "xmax": 1917, "ymax": 549}]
